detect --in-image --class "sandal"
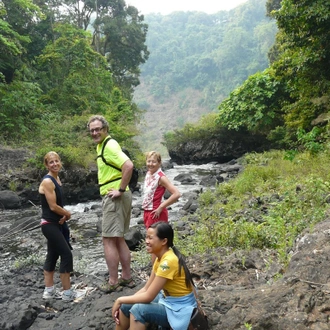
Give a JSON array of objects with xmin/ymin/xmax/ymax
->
[
  {"xmin": 118, "ymin": 277, "xmax": 136, "ymax": 288},
  {"xmin": 99, "ymin": 281, "xmax": 122, "ymax": 293}
]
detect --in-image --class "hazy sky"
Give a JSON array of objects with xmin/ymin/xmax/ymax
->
[{"xmin": 126, "ymin": 0, "xmax": 249, "ymax": 15}]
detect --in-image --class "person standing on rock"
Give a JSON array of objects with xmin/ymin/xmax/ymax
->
[
  {"xmin": 39, "ymin": 151, "xmax": 83, "ymax": 301},
  {"xmin": 112, "ymin": 221, "xmax": 197, "ymax": 330},
  {"xmin": 142, "ymin": 151, "xmax": 181, "ymax": 228},
  {"xmin": 87, "ymin": 115, "xmax": 135, "ymax": 293}
]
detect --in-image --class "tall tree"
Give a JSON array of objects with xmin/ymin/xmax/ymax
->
[
  {"xmin": 0, "ymin": 0, "xmax": 45, "ymax": 142},
  {"xmin": 0, "ymin": 0, "xmax": 43, "ymax": 82},
  {"xmin": 55, "ymin": 0, "xmax": 149, "ymax": 96},
  {"xmin": 37, "ymin": 24, "xmax": 113, "ymax": 116},
  {"xmin": 96, "ymin": 3, "xmax": 149, "ymax": 95},
  {"xmin": 271, "ymin": 0, "xmax": 330, "ymax": 132}
]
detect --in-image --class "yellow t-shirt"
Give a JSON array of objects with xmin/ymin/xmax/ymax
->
[
  {"xmin": 153, "ymin": 249, "xmax": 192, "ymax": 297},
  {"xmin": 97, "ymin": 137, "xmax": 129, "ymax": 196}
]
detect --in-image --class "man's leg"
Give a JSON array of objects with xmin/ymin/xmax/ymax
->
[
  {"xmin": 101, "ymin": 193, "xmax": 132, "ymax": 284},
  {"xmin": 103, "ymin": 236, "xmax": 120, "ymax": 284},
  {"xmin": 116, "ymin": 237, "xmax": 131, "ymax": 280}
]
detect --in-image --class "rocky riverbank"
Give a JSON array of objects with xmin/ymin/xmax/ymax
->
[
  {"xmin": 1, "ymin": 145, "xmax": 330, "ymax": 329},
  {"xmin": 2, "ymin": 219, "xmax": 330, "ymax": 329}
]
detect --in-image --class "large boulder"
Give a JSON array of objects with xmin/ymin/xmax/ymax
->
[
  {"xmin": 0, "ymin": 190, "xmax": 21, "ymax": 209},
  {"xmin": 168, "ymin": 128, "xmax": 270, "ymax": 164}
]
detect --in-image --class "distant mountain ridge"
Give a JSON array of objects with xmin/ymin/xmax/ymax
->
[{"xmin": 133, "ymin": 0, "xmax": 277, "ymax": 154}]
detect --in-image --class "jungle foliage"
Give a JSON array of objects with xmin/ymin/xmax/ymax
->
[
  {"xmin": 139, "ymin": 0, "xmax": 276, "ymax": 108},
  {"xmin": 163, "ymin": 0, "xmax": 330, "ymax": 154},
  {"xmin": 2, "ymin": 0, "xmax": 330, "ymax": 166},
  {"xmin": 0, "ymin": 0, "xmax": 148, "ymax": 164}
]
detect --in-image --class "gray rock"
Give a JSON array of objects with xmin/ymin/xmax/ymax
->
[
  {"xmin": 168, "ymin": 128, "xmax": 270, "ymax": 164},
  {"xmin": 0, "ymin": 190, "xmax": 21, "ymax": 209},
  {"xmin": 124, "ymin": 226, "xmax": 144, "ymax": 250}
]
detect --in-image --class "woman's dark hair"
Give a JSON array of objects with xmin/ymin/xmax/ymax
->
[{"xmin": 150, "ymin": 221, "xmax": 194, "ymax": 289}]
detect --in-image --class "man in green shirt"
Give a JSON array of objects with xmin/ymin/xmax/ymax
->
[{"xmin": 87, "ymin": 115, "xmax": 135, "ymax": 292}]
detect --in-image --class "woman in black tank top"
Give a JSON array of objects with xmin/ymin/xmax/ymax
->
[{"xmin": 39, "ymin": 151, "xmax": 83, "ymax": 301}]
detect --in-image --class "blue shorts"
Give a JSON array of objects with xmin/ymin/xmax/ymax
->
[{"xmin": 120, "ymin": 294, "xmax": 170, "ymax": 328}]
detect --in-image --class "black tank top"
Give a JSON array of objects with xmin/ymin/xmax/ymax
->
[{"xmin": 40, "ymin": 174, "xmax": 63, "ymax": 223}]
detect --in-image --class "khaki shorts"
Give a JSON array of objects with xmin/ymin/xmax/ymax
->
[{"xmin": 101, "ymin": 191, "xmax": 132, "ymax": 237}]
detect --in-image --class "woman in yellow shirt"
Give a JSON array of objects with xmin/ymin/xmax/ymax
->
[{"xmin": 112, "ymin": 221, "xmax": 197, "ymax": 330}]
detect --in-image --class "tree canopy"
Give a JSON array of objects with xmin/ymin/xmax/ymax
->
[
  {"xmin": 139, "ymin": 1, "xmax": 276, "ymax": 107},
  {"xmin": 0, "ymin": 0, "xmax": 147, "ymax": 163},
  {"xmin": 2, "ymin": 0, "xmax": 329, "ymax": 162},
  {"xmin": 164, "ymin": 0, "xmax": 330, "ymax": 153}
]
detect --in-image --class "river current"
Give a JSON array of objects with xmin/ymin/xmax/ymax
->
[{"xmin": 0, "ymin": 163, "xmax": 220, "ymax": 275}]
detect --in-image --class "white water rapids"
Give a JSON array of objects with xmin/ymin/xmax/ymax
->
[{"xmin": 0, "ymin": 162, "xmax": 222, "ymax": 275}]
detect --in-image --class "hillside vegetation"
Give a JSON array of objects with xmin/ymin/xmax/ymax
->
[
  {"xmin": 175, "ymin": 147, "xmax": 330, "ymax": 266},
  {"xmin": 0, "ymin": 0, "xmax": 148, "ymax": 166},
  {"xmin": 163, "ymin": 0, "xmax": 330, "ymax": 157},
  {"xmin": 134, "ymin": 0, "xmax": 277, "ymax": 153},
  {"xmin": 0, "ymin": 0, "xmax": 278, "ymax": 163}
]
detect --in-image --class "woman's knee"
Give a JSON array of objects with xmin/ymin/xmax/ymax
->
[
  {"xmin": 120, "ymin": 304, "xmax": 133, "ymax": 318},
  {"xmin": 59, "ymin": 251, "xmax": 73, "ymax": 273},
  {"xmin": 130, "ymin": 312, "xmax": 146, "ymax": 329},
  {"xmin": 134, "ymin": 304, "xmax": 167, "ymax": 325},
  {"xmin": 127, "ymin": 304, "xmax": 148, "ymax": 324}
]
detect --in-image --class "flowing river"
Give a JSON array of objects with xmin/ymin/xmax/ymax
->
[{"xmin": 0, "ymin": 162, "xmax": 228, "ymax": 276}]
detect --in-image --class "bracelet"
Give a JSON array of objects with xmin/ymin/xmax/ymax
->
[{"xmin": 119, "ymin": 188, "xmax": 126, "ymax": 193}]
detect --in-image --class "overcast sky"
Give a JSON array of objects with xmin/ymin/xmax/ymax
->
[{"xmin": 126, "ymin": 0, "xmax": 249, "ymax": 15}]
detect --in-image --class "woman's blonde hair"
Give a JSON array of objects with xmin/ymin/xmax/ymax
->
[
  {"xmin": 145, "ymin": 151, "xmax": 162, "ymax": 163},
  {"xmin": 44, "ymin": 151, "xmax": 62, "ymax": 170}
]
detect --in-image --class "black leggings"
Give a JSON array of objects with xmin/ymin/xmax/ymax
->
[{"xmin": 41, "ymin": 223, "xmax": 73, "ymax": 273}]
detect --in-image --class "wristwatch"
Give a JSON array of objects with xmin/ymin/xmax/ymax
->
[{"xmin": 119, "ymin": 188, "xmax": 126, "ymax": 193}]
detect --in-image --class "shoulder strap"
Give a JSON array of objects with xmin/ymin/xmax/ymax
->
[
  {"xmin": 44, "ymin": 174, "xmax": 64, "ymax": 201},
  {"xmin": 44, "ymin": 174, "xmax": 61, "ymax": 190},
  {"xmin": 96, "ymin": 137, "xmax": 124, "ymax": 187},
  {"xmin": 97, "ymin": 137, "xmax": 122, "ymax": 172}
]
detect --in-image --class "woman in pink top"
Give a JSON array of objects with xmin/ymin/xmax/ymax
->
[{"xmin": 142, "ymin": 151, "xmax": 181, "ymax": 228}]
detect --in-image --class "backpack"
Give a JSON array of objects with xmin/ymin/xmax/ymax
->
[{"xmin": 97, "ymin": 137, "xmax": 139, "ymax": 192}]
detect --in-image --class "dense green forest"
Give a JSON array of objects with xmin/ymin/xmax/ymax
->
[
  {"xmin": 163, "ymin": 0, "xmax": 330, "ymax": 155},
  {"xmin": 134, "ymin": 0, "xmax": 277, "ymax": 152},
  {"xmin": 0, "ymin": 0, "xmax": 148, "ymax": 166},
  {"xmin": 1, "ymin": 0, "xmax": 330, "ymax": 164}
]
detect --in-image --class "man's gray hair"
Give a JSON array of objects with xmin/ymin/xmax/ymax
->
[{"xmin": 87, "ymin": 115, "xmax": 109, "ymax": 132}]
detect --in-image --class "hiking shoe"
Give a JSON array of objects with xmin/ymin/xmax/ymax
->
[
  {"xmin": 42, "ymin": 288, "xmax": 62, "ymax": 300},
  {"xmin": 42, "ymin": 289, "xmax": 56, "ymax": 299},
  {"xmin": 62, "ymin": 289, "xmax": 85, "ymax": 302},
  {"xmin": 99, "ymin": 281, "xmax": 122, "ymax": 293},
  {"xmin": 118, "ymin": 277, "xmax": 136, "ymax": 288}
]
